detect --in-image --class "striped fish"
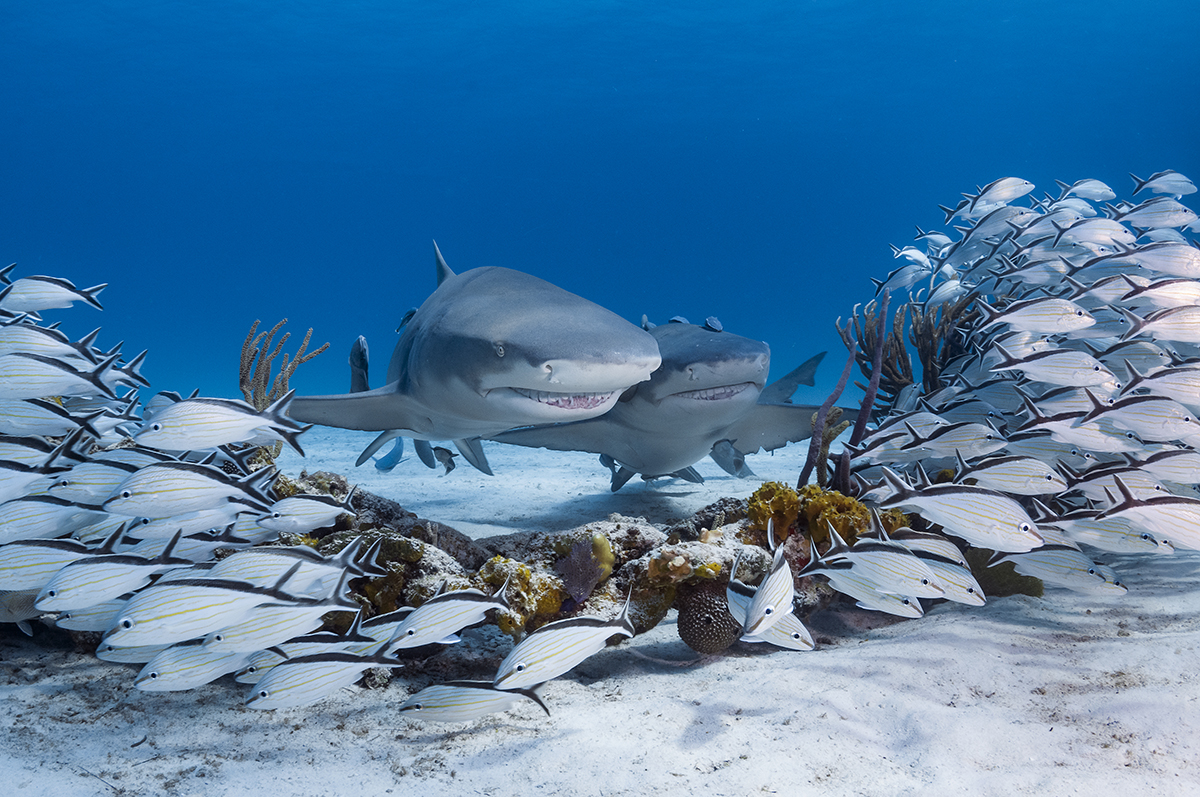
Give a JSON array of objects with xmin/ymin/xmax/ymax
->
[
  {"xmin": 977, "ymin": 296, "xmax": 1095, "ymax": 334},
  {"xmin": 135, "ymin": 640, "xmax": 251, "ymax": 692},
  {"xmin": 1122, "ymin": 306, "xmax": 1200, "ymax": 344},
  {"xmin": 236, "ymin": 610, "xmax": 374, "ymax": 684},
  {"xmin": 990, "ymin": 344, "xmax": 1119, "ymax": 389},
  {"xmin": 135, "ymin": 391, "xmax": 309, "ymax": 455},
  {"xmin": 802, "ymin": 542, "xmax": 923, "ymax": 618},
  {"xmin": 94, "ymin": 641, "xmax": 173, "ymax": 664},
  {"xmin": 909, "ymin": 552, "xmax": 986, "ymax": 606},
  {"xmin": 388, "ymin": 575, "xmax": 511, "ymax": 651},
  {"xmin": 55, "ymin": 595, "xmax": 130, "ymax": 632},
  {"xmin": 1076, "ymin": 390, "xmax": 1197, "ymax": 441},
  {"xmin": 724, "ymin": 577, "xmax": 814, "ymax": 651},
  {"xmin": 987, "ymin": 546, "xmax": 1123, "ymax": 594},
  {"xmin": 0, "ymin": 589, "xmax": 40, "ymax": 634},
  {"xmin": 0, "ymin": 275, "xmax": 106, "ymax": 312},
  {"xmin": 46, "ymin": 457, "xmax": 141, "ymax": 504},
  {"xmin": 1094, "ymin": 476, "xmax": 1200, "ymax": 550},
  {"xmin": 953, "ymin": 451, "xmax": 1067, "ymax": 496},
  {"xmin": 102, "ymin": 563, "xmax": 305, "ymax": 647},
  {"xmin": 0, "ymin": 352, "xmax": 118, "ymax": 400},
  {"xmin": 103, "ymin": 461, "xmax": 277, "ymax": 518},
  {"xmin": 829, "ymin": 517, "xmax": 945, "ymax": 598},
  {"xmin": 201, "ymin": 573, "xmax": 359, "ymax": 653},
  {"xmin": 493, "ymin": 590, "xmax": 636, "ymax": 690},
  {"xmin": 33, "ymin": 531, "xmax": 192, "ymax": 612},
  {"xmin": 400, "ymin": 680, "xmax": 550, "ymax": 723},
  {"xmin": 254, "ymin": 486, "xmax": 358, "ymax": 535},
  {"xmin": 207, "ymin": 537, "xmax": 384, "ymax": 597},
  {"xmin": 246, "ymin": 651, "xmax": 404, "ymax": 710},
  {"xmin": 0, "ymin": 398, "xmax": 104, "ymax": 439},
  {"xmin": 0, "ymin": 532, "xmax": 116, "ymax": 592},
  {"xmin": 878, "ymin": 467, "xmax": 1043, "ymax": 552},
  {"xmin": 739, "ymin": 542, "xmax": 795, "ymax": 636},
  {"xmin": 0, "ymin": 495, "xmax": 109, "ymax": 545},
  {"xmin": 1130, "ymin": 169, "xmax": 1196, "ymax": 198}
]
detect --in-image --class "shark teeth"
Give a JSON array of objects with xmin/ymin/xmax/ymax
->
[
  {"xmin": 512, "ymin": 388, "xmax": 616, "ymax": 410},
  {"xmin": 675, "ymin": 382, "xmax": 755, "ymax": 401}
]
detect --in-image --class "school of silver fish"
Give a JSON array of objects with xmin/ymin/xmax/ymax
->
[{"xmin": 1, "ymin": 168, "xmax": 1197, "ymax": 724}]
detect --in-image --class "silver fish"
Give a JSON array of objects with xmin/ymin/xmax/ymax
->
[
  {"xmin": 104, "ymin": 461, "xmax": 276, "ymax": 517},
  {"xmin": 877, "ymin": 467, "xmax": 1043, "ymax": 552},
  {"xmin": 953, "ymin": 452, "xmax": 1067, "ymax": 496},
  {"xmin": 246, "ymin": 651, "xmax": 403, "ymax": 710},
  {"xmin": 135, "ymin": 391, "xmax": 309, "ymax": 455},
  {"xmin": 254, "ymin": 486, "xmax": 358, "ymax": 535},
  {"xmin": 1056, "ymin": 178, "xmax": 1115, "ymax": 201},
  {"xmin": 102, "ymin": 564, "xmax": 305, "ymax": 647},
  {"xmin": 0, "ymin": 352, "xmax": 118, "ymax": 400},
  {"xmin": 493, "ymin": 590, "xmax": 635, "ymax": 690},
  {"xmin": 136, "ymin": 640, "xmax": 250, "ymax": 692},
  {"xmin": 977, "ymin": 296, "xmax": 1095, "ymax": 334},
  {"xmin": 0, "ymin": 495, "xmax": 109, "ymax": 545},
  {"xmin": 739, "ymin": 542, "xmax": 795, "ymax": 636},
  {"xmin": 201, "ymin": 574, "xmax": 358, "ymax": 653},
  {"xmin": 399, "ymin": 680, "xmax": 550, "ymax": 723},
  {"xmin": 389, "ymin": 576, "xmax": 510, "ymax": 651},
  {"xmin": 0, "ymin": 275, "xmax": 106, "ymax": 313},
  {"xmin": 1130, "ymin": 169, "xmax": 1197, "ymax": 198},
  {"xmin": 34, "ymin": 532, "xmax": 192, "ymax": 611}
]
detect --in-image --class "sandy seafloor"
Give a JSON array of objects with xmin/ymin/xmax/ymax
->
[{"xmin": 2, "ymin": 428, "xmax": 1198, "ymax": 796}]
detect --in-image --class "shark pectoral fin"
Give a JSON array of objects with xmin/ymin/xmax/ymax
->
[
  {"xmin": 710, "ymin": 439, "xmax": 757, "ymax": 478},
  {"xmin": 413, "ymin": 439, "xmax": 438, "ymax": 469},
  {"xmin": 452, "ymin": 438, "xmax": 493, "ymax": 476},
  {"xmin": 611, "ymin": 466, "xmax": 636, "ymax": 492},
  {"xmin": 760, "ymin": 351, "xmax": 827, "ymax": 404},
  {"xmin": 723, "ymin": 404, "xmax": 823, "ymax": 455},
  {"xmin": 288, "ymin": 384, "xmax": 430, "ymax": 434},
  {"xmin": 671, "ymin": 466, "xmax": 705, "ymax": 484},
  {"xmin": 489, "ymin": 418, "xmax": 616, "ymax": 456}
]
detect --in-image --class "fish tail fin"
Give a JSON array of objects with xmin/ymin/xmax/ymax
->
[
  {"xmin": 0, "ymin": 263, "xmax": 15, "ymax": 285},
  {"xmin": 985, "ymin": 550, "xmax": 1012, "ymax": 568},
  {"xmin": 1050, "ymin": 218, "xmax": 1073, "ymax": 248},
  {"xmin": 274, "ymin": 422, "xmax": 311, "ymax": 457},
  {"xmin": 878, "ymin": 466, "xmax": 914, "ymax": 503},
  {"xmin": 1130, "ymin": 172, "xmax": 1149, "ymax": 195},
  {"xmin": 1054, "ymin": 179, "xmax": 1072, "ymax": 200},
  {"xmin": 81, "ymin": 283, "xmax": 107, "ymax": 311},
  {"xmin": 937, "ymin": 204, "xmax": 959, "ymax": 225}
]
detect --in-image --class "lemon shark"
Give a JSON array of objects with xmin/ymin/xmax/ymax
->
[
  {"xmin": 488, "ymin": 317, "xmax": 826, "ymax": 490},
  {"xmin": 286, "ymin": 244, "xmax": 662, "ymax": 462}
]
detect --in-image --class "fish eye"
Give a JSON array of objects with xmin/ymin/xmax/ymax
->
[
  {"xmin": 258, "ymin": 690, "xmax": 269, "ymax": 699},
  {"xmin": 514, "ymin": 663, "xmax": 526, "ymax": 673},
  {"xmin": 46, "ymin": 590, "xmax": 57, "ymax": 598},
  {"xmin": 1045, "ymin": 475, "xmax": 1054, "ymax": 480},
  {"xmin": 901, "ymin": 599, "xmax": 911, "ymax": 605},
  {"xmin": 121, "ymin": 490, "xmax": 132, "ymax": 499},
  {"xmin": 967, "ymin": 588, "xmax": 976, "ymax": 594},
  {"xmin": 1088, "ymin": 568, "xmax": 1096, "ymax": 575},
  {"xmin": 120, "ymin": 618, "xmax": 134, "ymax": 629},
  {"xmin": 763, "ymin": 606, "xmax": 774, "ymax": 616},
  {"xmin": 405, "ymin": 629, "xmax": 415, "ymax": 636},
  {"xmin": 412, "ymin": 703, "xmax": 423, "ymax": 710},
  {"xmin": 213, "ymin": 634, "xmax": 224, "ymax": 643},
  {"xmin": 1019, "ymin": 523, "xmax": 1031, "ymax": 532},
  {"xmin": 791, "ymin": 633, "xmax": 802, "ymax": 640},
  {"xmin": 148, "ymin": 671, "xmax": 158, "ymax": 679},
  {"xmin": 272, "ymin": 513, "xmax": 282, "ymax": 519},
  {"xmin": 151, "ymin": 423, "xmax": 162, "ymax": 432},
  {"xmin": 921, "ymin": 579, "xmax": 930, "ymax": 585},
  {"xmin": 1092, "ymin": 365, "xmax": 1101, "ymax": 371},
  {"xmin": 1076, "ymin": 310, "xmax": 1084, "ymax": 316}
]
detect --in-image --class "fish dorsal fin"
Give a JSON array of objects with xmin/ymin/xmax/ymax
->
[
  {"xmin": 355, "ymin": 538, "xmax": 388, "ymax": 578},
  {"xmin": 95, "ymin": 521, "xmax": 131, "ymax": 554},
  {"xmin": 869, "ymin": 509, "xmax": 892, "ymax": 542},
  {"xmin": 494, "ymin": 571, "xmax": 513, "ymax": 610},
  {"xmin": 433, "ymin": 240, "xmax": 455, "ymax": 285},
  {"xmin": 273, "ymin": 561, "xmax": 304, "ymax": 592},
  {"xmin": 332, "ymin": 537, "xmax": 363, "ymax": 570},
  {"xmin": 158, "ymin": 529, "xmax": 184, "ymax": 562},
  {"xmin": 824, "ymin": 521, "xmax": 851, "ymax": 557}
]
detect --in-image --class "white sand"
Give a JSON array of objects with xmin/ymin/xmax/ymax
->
[{"xmin": 3, "ymin": 430, "xmax": 1198, "ymax": 795}]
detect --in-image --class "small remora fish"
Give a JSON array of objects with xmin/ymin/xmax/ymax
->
[
  {"xmin": 388, "ymin": 575, "xmax": 511, "ymax": 650},
  {"xmin": 399, "ymin": 680, "xmax": 550, "ymax": 723},
  {"xmin": 493, "ymin": 590, "xmax": 636, "ymax": 690}
]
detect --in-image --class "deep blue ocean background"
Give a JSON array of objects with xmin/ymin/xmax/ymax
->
[{"xmin": 3, "ymin": 1, "xmax": 1198, "ymax": 402}]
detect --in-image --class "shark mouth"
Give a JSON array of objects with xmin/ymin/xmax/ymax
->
[
  {"xmin": 512, "ymin": 388, "xmax": 617, "ymax": 410},
  {"xmin": 674, "ymin": 382, "xmax": 756, "ymax": 401}
]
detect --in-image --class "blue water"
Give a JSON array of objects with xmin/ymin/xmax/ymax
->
[{"xmin": 3, "ymin": 1, "xmax": 1197, "ymax": 400}]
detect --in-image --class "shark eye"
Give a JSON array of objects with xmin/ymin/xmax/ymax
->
[{"xmin": 494, "ymin": 343, "xmax": 505, "ymax": 357}]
